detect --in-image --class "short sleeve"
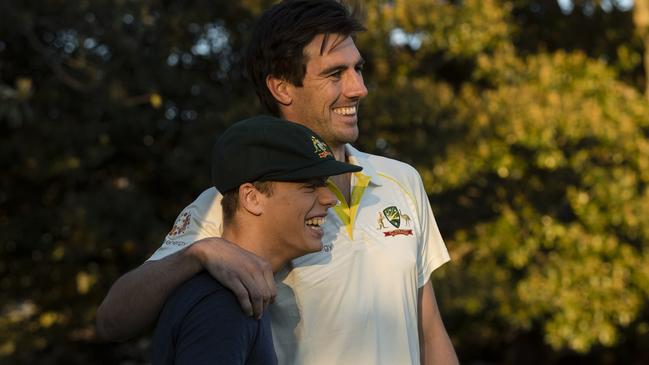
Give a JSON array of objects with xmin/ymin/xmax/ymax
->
[
  {"xmin": 413, "ymin": 170, "xmax": 451, "ymax": 287},
  {"xmin": 148, "ymin": 188, "xmax": 224, "ymax": 261}
]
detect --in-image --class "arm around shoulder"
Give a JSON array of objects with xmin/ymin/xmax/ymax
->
[
  {"xmin": 95, "ymin": 236, "xmax": 276, "ymax": 341},
  {"xmin": 96, "ymin": 245, "xmax": 203, "ymax": 341}
]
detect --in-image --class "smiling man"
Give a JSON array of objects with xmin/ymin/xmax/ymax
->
[
  {"xmin": 98, "ymin": 1, "xmax": 458, "ymax": 364},
  {"xmin": 151, "ymin": 116, "xmax": 359, "ymax": 364}
]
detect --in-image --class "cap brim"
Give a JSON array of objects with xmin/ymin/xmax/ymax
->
[{"xmin": 261, "ymin": 159, "xmax": 362, "ymax": 182}]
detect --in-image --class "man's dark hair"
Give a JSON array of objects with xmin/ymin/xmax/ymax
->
[
  {"xmin": 245, "ymin": 0, "xmax": 366, "ymax": 116},
  {"xmin": 221, "ymin": 181, "xmax": 274, "ymax": 225}
]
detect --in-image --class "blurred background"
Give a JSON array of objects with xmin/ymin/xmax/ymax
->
[{"xmin": 2, "ymin": 0, "xmax": 649, "ymax": 364}]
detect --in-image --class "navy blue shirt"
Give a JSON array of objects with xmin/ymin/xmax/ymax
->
[{"xmin": 152, "ymin": 272, "xmax": 277, "ymax": 365}]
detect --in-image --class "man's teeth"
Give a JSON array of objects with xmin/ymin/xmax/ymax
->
[
  {"xmin": 333, "ymin": 106, "xmax": 356, "ymax": 116},
  {"xmin": 305, "ymin": 217, "xmax": 325, "ymax": 227}
]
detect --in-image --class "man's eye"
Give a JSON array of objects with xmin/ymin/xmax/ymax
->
[{"xmin": 329, "ymin": 70, "xmax": 342, "ymax": 79}]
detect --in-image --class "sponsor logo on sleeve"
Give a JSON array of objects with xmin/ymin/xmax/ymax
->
[{"xmin": 167, "ymin": 211, "xmax": 191, "ymax": 237}]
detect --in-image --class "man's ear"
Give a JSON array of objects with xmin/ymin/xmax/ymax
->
[
  {"xmin": 238, "ymin": 183, "xmax": 264, "ymax": 216},
  {"xmin": 266, "ymin": 75, "xmax": 292, "ymax": 106}
]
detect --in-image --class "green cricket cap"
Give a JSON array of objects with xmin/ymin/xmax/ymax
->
[{"xmin": 212, "ymin": 116, "xmax": 362, "ymax": 192}]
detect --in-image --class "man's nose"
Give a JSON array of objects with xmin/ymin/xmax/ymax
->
[{"xmin": 344, "ymin": 70, "xmax": 368, "ymax": 100}]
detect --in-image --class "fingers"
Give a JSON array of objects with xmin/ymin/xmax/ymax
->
[
  {"xmin": 246, "ymin": 273, "xmax": 267, "ymax": 319},
  {"xmin": 199, "ymin": 238, "xmax": 276, "ymax": 318},
  {"xmin": 260, "ymin": 259, "xmax": 277, "ymax": 304},
  {"xmin": 252, "ymin": 259, "xmax": 276, "ymax": 318},
  {"xmin": 224, "ymin": 276, "xmax": 254, "ymax": 317},
  {"xmin": 239, "ymin": 259, "xmax": 275, "ymax": 319}
]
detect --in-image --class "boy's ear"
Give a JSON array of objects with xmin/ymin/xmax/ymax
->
[
  {"xmin": 266, "ymin": 75, "xmax": 292, "ymax": 106},
  {"xmin": 238, "ymin": 183, "xmax": 264, "ymax": 216}
]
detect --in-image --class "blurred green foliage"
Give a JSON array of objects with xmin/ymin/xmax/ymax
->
[{"xmin": 1, "ymin": 0, "xmax": 648, "ymax": 364}]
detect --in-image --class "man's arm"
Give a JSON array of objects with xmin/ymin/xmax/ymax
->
[
  {"xmin": 418, "ymin": 281, "xmax": 459, "ymax": 365},
  {"xmin": 96, "ymin": 237, "xmax": 276, "ymax": 342}
]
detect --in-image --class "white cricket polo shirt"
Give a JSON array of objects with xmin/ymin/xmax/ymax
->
[{"xmin": 148, "ymin": 145, "xmax": 450, "ymax": 365}]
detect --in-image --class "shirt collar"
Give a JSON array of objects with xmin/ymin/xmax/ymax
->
[{"xmin": 344, "ymin": 144, "xmax": 383, "ymax": 186}]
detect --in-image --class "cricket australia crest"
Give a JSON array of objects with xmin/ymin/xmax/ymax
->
[
  {"xmin": 382, "ymin": 206, "xmax": 401, "ymax": 228},
  {"xmin": 377, "ymin": 205, "xmax": 413, "ymax": 237}
]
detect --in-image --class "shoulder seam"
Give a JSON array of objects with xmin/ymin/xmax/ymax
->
[{"xmin": 377, "ymin": 172, "xmax": 416, "ymax": 206}]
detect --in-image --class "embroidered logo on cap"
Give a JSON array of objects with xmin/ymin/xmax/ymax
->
[
  {"xmin": 311, "ymin": 136, "xmax": 333, "ymax": 159},
  {"xmin": 377, "ymin": 206, "xmax": 413, "ymax": 237}
]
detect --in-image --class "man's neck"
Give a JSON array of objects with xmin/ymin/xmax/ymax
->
[
  {"xmin": 331, "ymin": 143, "xmax": 347, "ymax": 163},
  {"xmin": 329, "ymin": 143, "xmax": 352, "ymax": 203}
]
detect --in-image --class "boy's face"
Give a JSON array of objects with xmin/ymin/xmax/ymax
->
[
  {"xmin": 260, "ymin": 178, "xmax": 337, "ymax": 258},
  {"xmin": 283, "ymin": 34, "xmax": 368, "ymax": 149}
]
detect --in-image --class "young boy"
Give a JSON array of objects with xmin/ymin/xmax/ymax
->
[{"xmin": 151, "ymin": 116, "xmax": 361, "ymax": 364}]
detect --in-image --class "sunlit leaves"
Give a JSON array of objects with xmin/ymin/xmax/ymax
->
[
  {"xmin": 440, "ymin": 49, "xmax": 649, "ymax": 352},
  {"xmin": 360, "ymin": 0, "xmax": 649, "ymax": 356}
]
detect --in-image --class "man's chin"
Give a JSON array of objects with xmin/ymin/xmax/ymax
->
[
  {"xmin": 340, "ymin": 130, "xmax": 359, "ymax": 144},
  {"xmin": 333, "ymin": 123, "xmax": 359, "ymax": 142}
]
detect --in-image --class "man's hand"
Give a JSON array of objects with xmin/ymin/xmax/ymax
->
[{"xmin": 189, "ymin": 237, "xmax": 276, "ymax": 318}]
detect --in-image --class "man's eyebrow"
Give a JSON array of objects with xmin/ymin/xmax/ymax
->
[
  {"xmin": 319, "ymin": 59, "xmax": 365, "ymax": 77},
  {"xmin": 319, "ymin": 64, "xmax": 347, "ymax": 76}
]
